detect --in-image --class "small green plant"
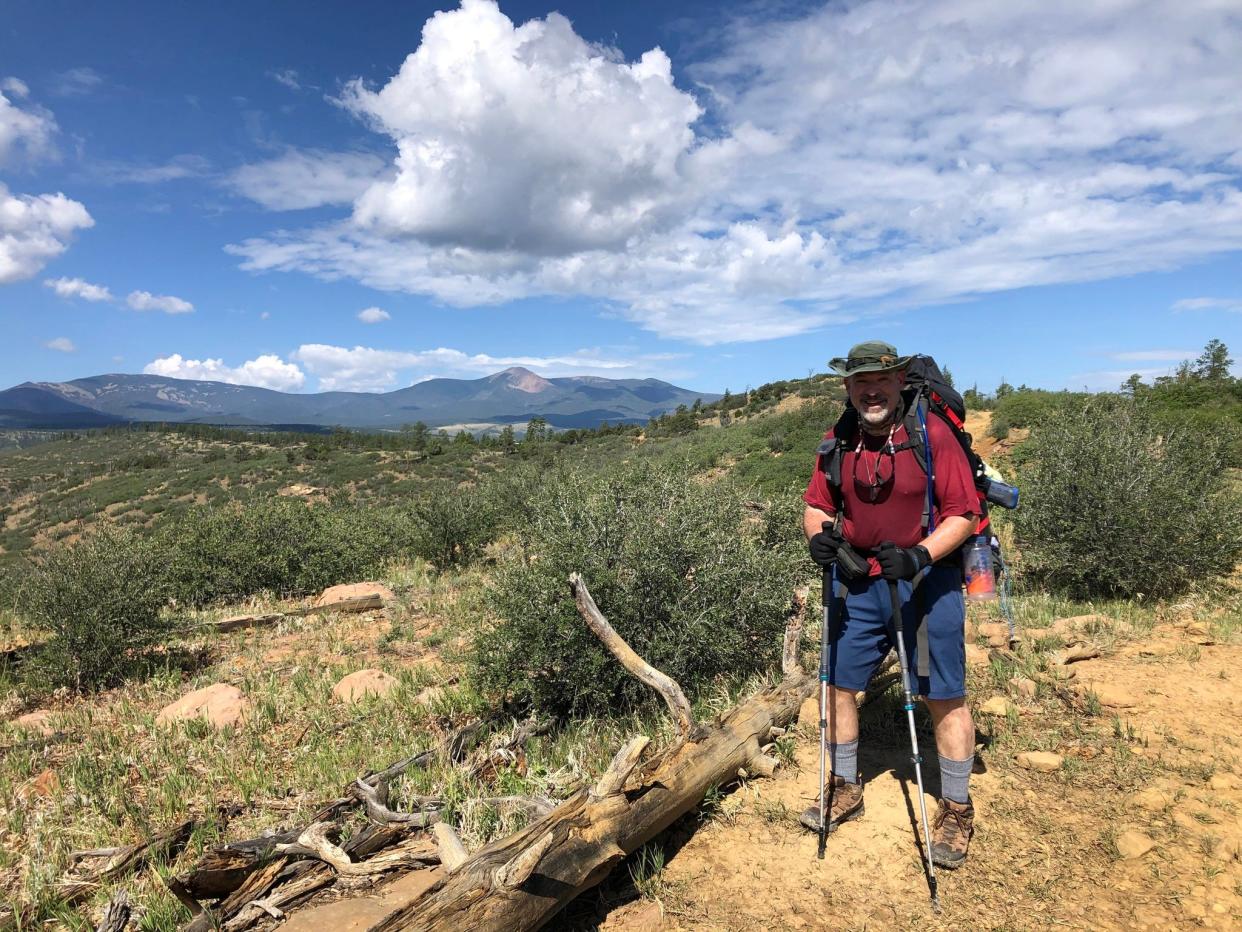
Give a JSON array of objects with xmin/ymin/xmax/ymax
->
[
  {"xmin": 19, "ymin": 525, "xmax": 176, "ymax": 690},
  {"xmin": 628, "ymin": 841, "xmax": 667, "ymax": 900}
]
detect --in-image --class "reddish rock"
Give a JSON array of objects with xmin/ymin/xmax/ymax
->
[
  {"xmin": 313, "ymin": 582, "xmax": 395, "ymax": 612},
  {"xmin": 333, "ymin": 669, "xmax": 399, "ymax": 703},
  {"xmin": 12, "ymin": 710, "xmax": 55, "ymax": 736},
  {"xmin": 156, "ymin": 683, "xmax": 249, "ymax": 729}
]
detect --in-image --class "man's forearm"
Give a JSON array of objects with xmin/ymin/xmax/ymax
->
[
  {"xmin": 920, "ymin": 514, "xmax": 979, "ymax": 563},
  {"xmin": 803, "ymin": 505, "xmax": 834, "ymax": 541}
]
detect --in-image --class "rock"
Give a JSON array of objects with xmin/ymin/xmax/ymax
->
[
  {"xmin": 17, "ymin": 768, "xmax": 60, "ymax": 802},
  {"xmin": 1184, "ymin": 622, "xmax": 1215, "ymax": 645},
  {"xmin": 1011, "ymin": 676, "xmax": 1038, "ymax": 699},
  {"xmin": 1209, "ymin": 773, "xmax": 1241, "ymax": 791},
  {"xmin": 1016, "ymin": 751, "xmax": 1063, "ymax": 772},
  {"xmin": 978, "ymin": 622, "xmax": 1009, "ymax": 639},
  {"xmin": 416, "ymin": 686, "xmax": 446, "ymax": 708},
  {"xmin": 1130, "ymin": 788, "xmax": 1172, "ymax": 811},
  {"xmin": 12, "ymin": 710, "xmax": 55, "ymax": 736},
  {"xmin": 156, "ymin": 683, "xmax": 249, "ymax": 730},
  {"xmin": 979, "ymin": 696, "xmax": 1015, "ymax": 716},
  {"xmin": 1116, "ymin": 830, "xmax": 1156, "ymax": 860},
  {"xmin": 312, "ymin": 582, "xmax": 395, "ymax": 612},
  {"xmin": 1216, "ymin": 833, "xmax": 1242, "ymax": 862},
  {"xmin": 1082, "ymin": 683, "xmax": 1139, "ymax": 708},
  {"xmin": 1056, "ymin": 644, "xmax": 1100, "ymax": 665},
  {"xmin": 986, "ymin": 633, "xmax": 1009, "ymax": 648},
  {"xmin": 332, "ymin": 669, "xmax": 399, "ymax": 704},
  {"xmin": 1022, "ymin": 626, "xmax": 1054, "ymax": 641},
  {"xmin": 798, "ymin": 695, "xmax": 821, "ymax": 728},
  {"xmin": 1051, "ymin": 613, "xmax": 1110, "ymax": 633},
  {"xmin": 965, "ymin": 644, "xmax": 990, "ymax": 667}
]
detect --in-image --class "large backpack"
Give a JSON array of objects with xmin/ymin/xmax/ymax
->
[{"xmin": 815, "ymin": 354, "xmax": 1001, "ymax": 533}]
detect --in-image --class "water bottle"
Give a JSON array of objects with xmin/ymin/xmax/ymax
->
[
  {"xmin": 963, "ymin": 537, "xmax": 997, "ymax": 601},
  {"xmin": 982, "ymin": 477, "xmax": 1020, "ymax": 510}
]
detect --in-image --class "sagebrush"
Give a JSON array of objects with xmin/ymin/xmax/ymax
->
[
  {"xmin": 472, "ymin": 461, "xmax": 806, "ymax": 717},
  {"xmin": 1011, "ymin": 395, "xmax": 1242, "ymax": 599}
]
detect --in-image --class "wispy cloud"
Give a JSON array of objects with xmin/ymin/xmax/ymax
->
[
  {"xmin": 1109, "ymin": 349, "xmax": 1198, "ymax": 361},
  {"xmin": 1172, "ymin": 297, "xmax": 1242, "ymax": 313},
  {"xmin": 45, "ymin": 336, "xmax": 76, "ymax": 353},
  {"xmin": 269, "ymin": 68, "xmax": 301, "ymax": 91},
  {"xmin": 227, "ymin": 0, "xmax": 1242, "ymax": 345},
  {"xmin": 49, "ymin": 67, "xmax": 102, "ymax": 97},
  {"xmin": 44, "ymin": 276, "xmax": 113, "ymax": 302},
  {"xmin": 90, "ymin": 154, "xmax": 211, "ymax": 185},
  {"xmin": 227, "ymin": 149, "xmax": 387, "ymax": 210},
  {"xmin": 127, "ymin": 290, "xmax": 194, "ymax": 314},
  {"xmin": 356, "ymin": 306, "xmax": 390, "ymax": 324}
]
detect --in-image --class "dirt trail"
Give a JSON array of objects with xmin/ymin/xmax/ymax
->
[{"xmin": 595, "ymin": 622, "xmax": 1242, "ymax": 931}]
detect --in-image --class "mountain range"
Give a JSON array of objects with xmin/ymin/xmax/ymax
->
[{"xmin": 0, "ymin": 368, "xmax": 718, "ymax": 431}]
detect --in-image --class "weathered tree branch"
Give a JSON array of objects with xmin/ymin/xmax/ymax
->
[
  {"xmin": 432, "ymin": 824, "xmax": 468, "ymax": 873},
  {"xmin": 569, "ymin": 573, "xmax": 696, "ymax": 738},
  {"xmin": 782, "ymin": 586, "xmax": 810, "ymax": 677}
]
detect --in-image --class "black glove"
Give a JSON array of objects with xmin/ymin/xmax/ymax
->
[
  {"xmin": 808, "ymin": 524, "xmax": 845, "ymax": 567},
  {"xmin": 875, "ymin": 542, "xmax": 932, "ymax": 581}
]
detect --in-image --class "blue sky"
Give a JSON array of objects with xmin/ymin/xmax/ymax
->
[{"xmin": 1, "ymin": 0, "xmax": 1239, "ymax": 397}]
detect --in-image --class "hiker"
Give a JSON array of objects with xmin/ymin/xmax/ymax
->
[{"xmin": 800, "ymin": 341, "xmax": 980, "ymax": 869}]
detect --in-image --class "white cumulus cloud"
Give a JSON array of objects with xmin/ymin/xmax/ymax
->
[
  {"xmin": 45, "ymin": 336, "xmax": 76, "ymax": 352},
  {"xmin": 44, "ymin": 276, "xmax": 113, "ymax": 302},
  {"xmin": 228, "ymin": 149, "xmax": 387, "ymax": 210},
  {"xmin": 339, "ymin": 0, "xmax": 701, "ymax": 255},
  {"xmin": 0, "ymin": 182, "xmax": 93, "ymax": 283},
  {"xmin": 227, "ymin": 0, "xmax": 1242, "ymax": 345},
  {"xmin": 144, "ymin": 353, "xmax": 306, "ymax": 391},
  {"xmin": 357, "ymin": 306, "xmax": 390, "ymax": 323},
  {"xmin": 0, "ymin": 81, "xmax": 56, "ymax": 165},
  {"xmin": 127, "ymin": 290, "xmax": 194, "ymax": 314}
]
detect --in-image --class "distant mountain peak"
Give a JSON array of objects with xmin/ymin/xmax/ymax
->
[{"xmin": 491, "ymin": 366, "xmax": 553, "ymax": 393}]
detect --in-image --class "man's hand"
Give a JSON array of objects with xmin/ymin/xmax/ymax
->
[
  {"xmin": 876, "ymin": 542, "xmax": 931, "ymax": 581},
  {"xmin": 809, "ymin": 524, "xmax": 845, "ymax": 567}
]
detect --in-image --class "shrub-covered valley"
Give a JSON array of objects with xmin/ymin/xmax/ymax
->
[{"xmin": 1, "ymin": 348, "xmax": 1241, "ymax": 930}]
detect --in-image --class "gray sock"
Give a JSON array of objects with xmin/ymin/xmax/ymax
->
[
  {"xmin": 830, "ymin": 739, "xmax": 859, "ymax": 783},
  {"xmin": 939, "ymin": 753, "xmax": 974, "ymax": 804}
]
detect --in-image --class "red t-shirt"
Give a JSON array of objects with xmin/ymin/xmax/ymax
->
[{"xmin": 803, "ymin": 414, "xmax": 979, "ymax": 575}]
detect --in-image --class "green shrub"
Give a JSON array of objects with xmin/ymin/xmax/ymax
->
[
  {"xmin": 406, "ymin": 488, "xmax": 496, "ymax": 568},
  {"xmin": 986, "ymin": 412, "xmax": 1010, "ymax": 440},
  {"xmin": 156, "ymin": 496, "xmax": 416, "ymax": 606},
  {"xmin": 472, "ymin": 461, "xmax": 805, "ymax": 718},
  {"xmin": 1011, "ymin": 395, "xmax": 1242, "ymax": 599},
  {"xmin": 19, "ymin": 526, "xmax": 175, "ymax": 689}
]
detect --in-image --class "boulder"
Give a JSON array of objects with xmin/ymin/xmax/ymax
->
[
  {"xmin": 1056, "ymin": 644, "xmax": 1100, "ymax": 665},
  {"xmin": 979, "ymin": 696, "xmax": 1016, "ymax": 716},
  {"xmin": 1116, "ymin": 830, "xmax": 1156, "ymax": 860},
  {"xmin": 333, "ymin": 669, "xmax": 399, "ymax": 704},
  {"xmin": 1016, "ymin": 751, "xmax": 1063, "ymax": 772},
  {"xmin": 1051, "ymin": 613, "xmax": 1110, "ymax": 633},
  {"xmin": 312, "ymin": 582, "xmax": 395, "ymax": 612},
  {"xmin": 12, "ymin": 709, "xmax": 55, "ymax": 736},
  {"xmin": 1130, "ymin": 788, "xmax": 1172, "ymax": 812},
  {"xmin": 1209, "ymin": 772, "xmax": 1241, "ymax": 791},
  {"xmin": 798, "ymin": 695, "xmax": 821, "ymax": 728},
  {"xmin": 156, "ymin": 684, "xmax": 249, "ymax": 730},
  {"xmin": 965, "ymin": 644, "xmax": 990, "ymax": 667},
  {"xmin": 1083, "ymin": 683, "xmax": 1139, "ymax": 709}
]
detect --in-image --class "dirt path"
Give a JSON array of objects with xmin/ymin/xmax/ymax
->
[{"xmin": 596, "ymin": 621, "xmax": 1242, "ymax": 931}]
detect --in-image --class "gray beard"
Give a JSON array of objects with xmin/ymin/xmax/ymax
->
[{"xmin": 859, "ymin": 405, "xmax": 896, "ymax": 432}]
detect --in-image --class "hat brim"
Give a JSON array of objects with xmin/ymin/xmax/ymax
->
[{"xmin": 829, "ymin": 354, "xmax": 912, "ymax": 377}]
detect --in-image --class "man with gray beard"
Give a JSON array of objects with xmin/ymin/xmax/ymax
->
[{"xmin": 799, "ymin": 341, "xmax": 980, "ymax": 869}]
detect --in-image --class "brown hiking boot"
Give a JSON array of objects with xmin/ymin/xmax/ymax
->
[
  {"xmin": 930, "ymin": 797, "xmax": 974, "ymax": 869},
  {"xmin": 799, "ymin": 774, "xmax": 864, "ymax": 832}
]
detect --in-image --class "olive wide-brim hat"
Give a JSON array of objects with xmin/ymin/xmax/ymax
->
[{"xmin": 829, "ymin": 340, "xmax": 912, "ymax": 377}]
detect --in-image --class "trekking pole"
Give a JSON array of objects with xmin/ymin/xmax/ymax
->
[
  {"xmin": 887, "ymin": 578, "xmax": 941, "ymax": 912},
  {"xmin": 817, "ymin": 559, "xmax": 833, "ymax": 860}
]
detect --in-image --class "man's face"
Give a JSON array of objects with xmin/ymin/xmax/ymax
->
[{"xmin": 846, "ymin": 370, "xmax": 905, "ymax": 429}]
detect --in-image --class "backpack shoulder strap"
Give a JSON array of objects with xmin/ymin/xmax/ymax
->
[{"xmin": 815, "ymin": 406, "xmax": 858, "ymax": 512}]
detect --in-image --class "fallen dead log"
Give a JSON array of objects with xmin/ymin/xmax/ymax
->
[
  {"xmin": 366, "ymin": 574, "xmax": 814, "ymax": 932},
  {"xmin": 200, "ymin": 613, "xmax": 285, "ymax": 633},
  {"xmin": 95, "ymin": 888, "xmax": 131, "ymax": 932},
  {"xmin": 58, "ymin": 819, "xmax": 195, "ymax": 908}
]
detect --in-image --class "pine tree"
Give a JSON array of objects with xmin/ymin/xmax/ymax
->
[{"xmin": 1194, "ymin": 338, "xmax": 1234, "ymax": 382}]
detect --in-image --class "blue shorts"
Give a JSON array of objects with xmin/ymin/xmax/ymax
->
[{"xmin": 825, "ymin": 564, "xmax": 966, "ymax": 701}]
